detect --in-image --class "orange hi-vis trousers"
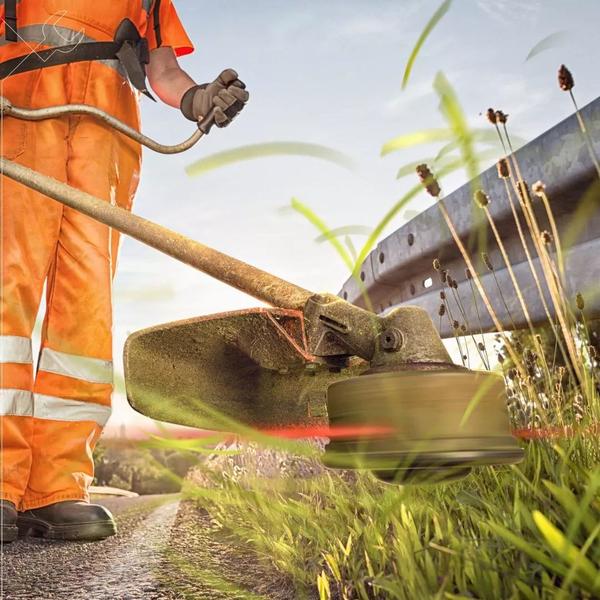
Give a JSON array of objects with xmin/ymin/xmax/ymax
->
[{"xmin": 1, "ymin": 60, "xmax": 141, "ymax": 510}]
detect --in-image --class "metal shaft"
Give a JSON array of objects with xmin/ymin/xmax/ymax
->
[
  {"xmin": 0, "ymin": 157, "xmax": 313, "ymax": 310},
  {"xmin": 0, "ymin": 97, "xmax": 204, "ymax": 154}
]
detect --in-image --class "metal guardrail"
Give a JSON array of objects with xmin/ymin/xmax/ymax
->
[{"xmin": 340, "ymin": 97, "xmax": 600, "ymax": 337}]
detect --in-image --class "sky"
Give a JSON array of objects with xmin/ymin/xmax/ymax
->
[{"xmin": 104, "ymin": 0, "xmax": 600, "ymax": 435}]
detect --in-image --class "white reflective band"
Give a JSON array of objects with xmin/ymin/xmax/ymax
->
[
  {"xmin": 0, "ymin": 336, "xmax": 33, "ymax": 364},
  {"xmin": 34, "ymin": 394, "xmax": 112, "ymax": 427},
  {"xmin": 39, "ymin": 348, "xmax": 113, "ymax": 385},
  {"xmin": 0, "ymin": 24, "xmax": 127, "ymax": 79},
  {"xmin": 0, "ymin": 389, "xmax": 34, "ymax": 417}
]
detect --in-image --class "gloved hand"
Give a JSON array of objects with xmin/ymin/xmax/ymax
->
[{"xmin": 180, "ymin": 69, "xmax": 249, "ymax": 132}]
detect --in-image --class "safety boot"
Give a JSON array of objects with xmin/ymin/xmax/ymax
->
[
  {"xmin": 1, "ymin": 500, "xmax": 18, "ymax": 543},
  {"xmin": 17, "ymin": 501, "xmax": 117, "ymax": 541}
]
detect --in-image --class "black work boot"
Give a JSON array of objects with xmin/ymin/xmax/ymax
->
[
  {"xmin": 1, "ymin": 500, "xmax": 18, "ymax": 543},
  {"xmin": 17, "ymin": 501, "xmax": 117, "ymax": 541}
]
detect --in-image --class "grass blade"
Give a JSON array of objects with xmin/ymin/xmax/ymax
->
[
  {"xmin": 186, "ymin": 142, "xmax": 357, "ymax": 177},
  {"xmin": 402, "ymin": 0, "xmax": 452, "ymax": 89}
]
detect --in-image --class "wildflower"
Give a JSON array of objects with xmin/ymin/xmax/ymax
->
[
  {"xmin": 495, "ymin": 110, "xmax": 508, "ymax": 124},
  {"xmin": 486, "ymin": 108, "xmax": 497, "ymax": 124},
  {"xmin": 517, "ymin": 181, "xmax": 530, "ymax": 202},
  {"xmin": 482, "ymin": 252, "xmax": 493, "ymax": 271},
  {"xmin": 416, "ymin": 164, "xmax": 441, "ymax": 197},
  {"xmin": 532, "ymin": 180, "xmax": 546, "ymax": 196},
  {"xmin": 558, "ymin": 64, "xmax": 574, "ymax": 91},
  {"xmin": 497, "ymin": 159, "xmax": 510, "ymax": 179},
  {"xmin": 474, "ymin": 189, "xmax": 490, "ymax": 208}
]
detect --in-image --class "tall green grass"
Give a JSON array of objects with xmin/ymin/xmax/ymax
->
[{"xmin": 135, "ymin": 4, "xmax": 600, "ymax": 598}]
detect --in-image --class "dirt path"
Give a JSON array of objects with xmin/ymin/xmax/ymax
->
[{"xmin": 0, "ymin": 496, "xmax": 298, "ymax": 600}]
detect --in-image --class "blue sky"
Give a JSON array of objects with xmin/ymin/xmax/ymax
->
[{"xmin": 107, "ymin": 0, "xmax": 600, "ymax": 433}]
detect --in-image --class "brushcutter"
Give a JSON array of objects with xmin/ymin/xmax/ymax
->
[{"xmin": 0, "ymin": 96, "xmax": 524, "ymax": 483}]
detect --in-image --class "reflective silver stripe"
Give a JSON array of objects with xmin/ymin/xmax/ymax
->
[
  {"xmin": 142, "ymin": 0, "xmax": 153, "ymax": 13},
  {"xmin": 39, "ymin": 348, "xmax": 113, "ymax": 385},
  {"xmin": 34, "ymin": 394, "xmax": 111, "ymax": 426},
  {"xmin": 0, "ymin": 389, "xmax": 34, "ymax": 417},
  {"xmin": 0, "ymin": 336, "xmax": 32, "ymax": 364},
  {"xmin": 0, "ymin": 24, "xmax": 127, "ymax": 79}
]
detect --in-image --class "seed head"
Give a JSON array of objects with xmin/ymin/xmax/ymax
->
[
  {"xmin": 416, "ymin": 164, "xmax": 441, "ymax": 198},
  {"xmin": 495, "ymin": 110, "xmax": 508, "ymax": 124},
  {"xmin": 558, "ymin": 64, "xmax": 574, "ymax": 91},
  {"xmin": 453, "ymin": 320, "xmax": 460, "ymax": 330},
  {"xmin": 474, "ymin": 189, "xmax": 490, "ymax": 208},
  {"xmin": 478, "ymin": 342, "xmax": 485, "ymax": 352},
  {"xmin": 440, "ymin": 290, "xmax": 446, "ymax": 301},
  {"xmin": 460, "ymin": 324, "xmax": 467, "ymax": 333},
  {"xmin": 486, "ymin": 108, "xmax": 497, "ymax": 124},
  {"xmin": 541, "ymin": 230, "xmax": 553, "ymax": 245},
  {"xmin": 482, "ymin": 252, "xmax": 494, "ymax": 271},
  {"xmin": 440, "ymin": 269, "xmax": 448, "ymax": 284},
  {"xmin": 451, "ymin": 278, "xmax": 458, "ymax": 289},
  {"xmin": 532, "ymin": 180, "xmax": 546, "ymax": 196},
  {"xmin": 576, "ymin": 292, "xmax": 585, "ymax": 311},
  {"xmin": 497, "ymin": 159, "xmax": 510, "ymax": 179},
  {"xmin": 517, "ymin": 181, "xmax": 530, "ymax": 202},
  {"xmin": 438, "ymin": 303, "xmax": 446, "ymax": 317},
  {"xmin": 508, "ymin": 368, "xmax": 517, "ymax": 381},
  {"xmin": 433, "ymin": 258, "xmax": 441, "ymax": 271},
  {"xmin": 465, "ymin": 268, "xmax": 472, "ymax": 280}
]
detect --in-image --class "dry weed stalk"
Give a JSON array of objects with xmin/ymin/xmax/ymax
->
[
  {"xmin": 473, "ymin": 188, "xmax": 551, "ymax": 380},
  {"xmin": 559, "ymin": 64, "xmax": 600, "ymax": 178},
  {"xmin": 416, "ymin": 164, "xmax": 525, "ymax": 377},
  {"xmin": 490, "ymin": 115, "xmax": 584, "ymax": 386}
]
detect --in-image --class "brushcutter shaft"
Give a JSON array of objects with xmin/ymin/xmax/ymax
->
[
  {"xmin": 0, "ymin": 157, "xmax": 313, "ymax": 310},
  {"xmin": 0, "ymin": 96, "xmax": 206, "ymax": 154}
]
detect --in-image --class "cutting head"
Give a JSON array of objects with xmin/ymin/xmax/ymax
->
[{"xmin": 323, "ymin": 368, "xmax": 524, "ymax": 483}]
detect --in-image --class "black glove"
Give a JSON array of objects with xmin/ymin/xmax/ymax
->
[{"xmin": 180, "ymin": 69, "xmax": 249, "ymax": 132}]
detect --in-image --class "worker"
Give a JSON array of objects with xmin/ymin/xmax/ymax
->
[{"xmin": 0, "ymin": 1, "xmax": 248, "ymax": 542}]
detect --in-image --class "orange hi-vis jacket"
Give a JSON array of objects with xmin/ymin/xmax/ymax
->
[{"xmin": 0, "ymin": 1, "xmax": 193, "ymax": 510}]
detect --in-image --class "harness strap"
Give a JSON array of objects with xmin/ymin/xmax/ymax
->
[
  {"xmin": 0, "ymin": 18, "xmax": 156, "ymax": 100},
  {"xmin": 0, "ymin": 42, "xmax": 121, "ymax": 80},
  {"xmin": 4, "ymin": 0, "xmax": 18, "ymax": 42}
]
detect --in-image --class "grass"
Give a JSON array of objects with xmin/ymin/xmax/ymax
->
[
  {"xmin": 168, "ymin": 72, "xmax": 600, "ymax": 596},
  {"xmin": 183, "ymin": 429, "xmax": 599, "ymax": 599},
  {"xmin": 140, "ymin": 5, "xmax": 600, "ymax": 598}
]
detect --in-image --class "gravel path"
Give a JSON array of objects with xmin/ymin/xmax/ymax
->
[{"xmin": 0, "ymin": 495, "xmax": 297, "ymax": 600}]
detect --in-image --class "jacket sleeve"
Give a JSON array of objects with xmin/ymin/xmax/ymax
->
[{"xmin": 147, "ymin": 0, "xmax": 195, "ymax": 57}]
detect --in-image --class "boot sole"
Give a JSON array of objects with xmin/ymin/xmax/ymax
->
[
  {"xmin": 17, "ymin": 517, "xmax": 116, "ymax": 541},
  {"xmin": 1, "ymin": 524, "xmax": 18, "ymax": 543}
]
